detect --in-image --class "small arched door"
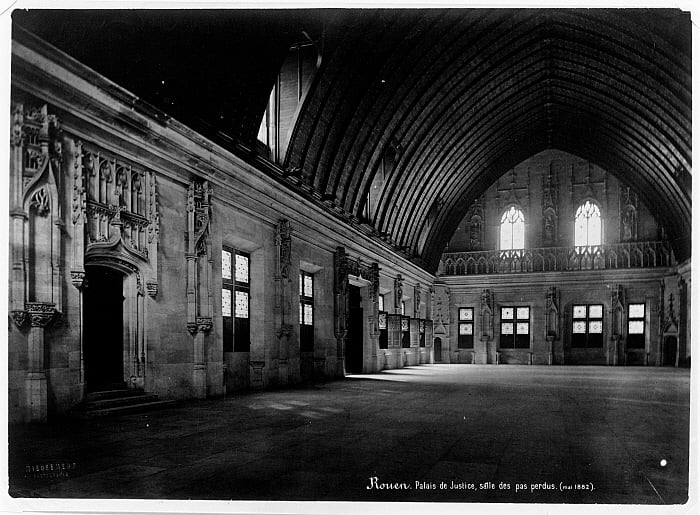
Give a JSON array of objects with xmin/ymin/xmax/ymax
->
[
  {"xmin": 84, "ymin": 266, "xmax": 125, "ymax": 391},
  {"xmin": 434, "ymin": 337, "xmax": 442, "ymax": 363},
  {"xmin": 663, "ymin": 336, "xmax": 678, "ymax": 367}
]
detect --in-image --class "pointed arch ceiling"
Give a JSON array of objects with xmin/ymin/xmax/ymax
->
[
  {"xmin": 14, "ymin": 9, "xmax": 691, "ymax": 273},
  {"xmin": 284, "ymin": 9, "xmax": 691, "ymax": 271}
]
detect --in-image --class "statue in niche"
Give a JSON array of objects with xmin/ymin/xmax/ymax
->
[
  {"xmin": 622, "ymin": 205, "xmax": 637, "ymax": 241},
  {"xmin": 620, "ymin": 186, "xmax": 638, "ymax": 242},
  {"xmin": 543, "ymin": 212, "xmax": 555, "ymax": 244},
  {"xmin": 469, "ymin": 215, "xmax": 482, "ymax": 250}
]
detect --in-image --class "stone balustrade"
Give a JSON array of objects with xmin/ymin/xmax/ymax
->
[{"xmin": 440, "ymin": 241, "xmax": 673, "ymax": 276}]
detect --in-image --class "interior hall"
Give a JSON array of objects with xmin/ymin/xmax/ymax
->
[{"xmin": 5, "ymin": 8, "xmax": 693, "ymax": 507}]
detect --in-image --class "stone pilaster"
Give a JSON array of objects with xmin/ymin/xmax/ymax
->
[{"xmin": 25, "ymin": 302, "xmax": 55, "ymax": 422}]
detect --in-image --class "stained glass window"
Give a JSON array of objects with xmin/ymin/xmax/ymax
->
[
  {"xmin": 572, "ymin": 303, "xmax": 603, "ymax": 348},
  {"xmin": 628, "ymin": 321, "xmax": 644, "ymax": 334},
  {"xmin": 574, "ymin": 201, "xmax": 602, "ymax": 247},
  {"xmin": 460, "ymin": 323, "xmax": 473, "ymax": 335},
  {"xmin": 222, "ymin": 246, "xmax": 236, "ymax": 352},
  {"xmin": 378, "ymin": 313, "xmax": 387, "ymax": 330},
  {"xmin": 458, "ymin": 307, "xmax": 474, "ymax": 348},
  {"xmin": 299, "ymin": 271, "xmax": 314, "ymax": 350},
  {"xmin": 222, "ymin": 289, "xmax": 232, "ymax": 317},
  {"xmin": 235, "ymin": 291, "xmax": 249, "ymax": 318},
  {"xmin": 419, "ymin": 320, "xmax": 425, "ymax": 333},
  {"xmin": 627, "ymin": 303, "xmax": 645, "ymax": 348},
  {"xmin": 235, "ymin": 253, "xmax": 249, "ymax": 283},
  {"xmin": 573, "ymin": 321, "xmax": 586, "ymax": 333},
  {"xmin": 222, "ymin": 250, "xmax": 232, "ymax": 280},
  {"xmin": 459, "ymin": 308, "xmax": 473, "ymax": 321},
  {"xmin": 378, "ymin": 294, "xmax": 385, "ymax": 312},
  {"xmin": 500, "ymin": 206, "xmax": 525, "ymax": 250},
  {"xmin": 589, "ymin": 321, "xmax": 603, "ymax": 333},
  {"xmin": 401, "ymin": 318, "xmax": 409, "ymax": 331},
  {"xmin": 589, "ymin": 305, "xmax": 603, "ymax": 318},
  {"xmin": 628, "ymin": 304, "xmax": 645, "ymax": 318},
  {"xmin": 500, "ymin": 305, "xmax": 529, "ymax": 349},
  {"xmin": 303, "ymin": 274, "xmax": 313, "ymax": 298},
  {"xmin": 303, "ymin": 303, "xmax": 313, "ymax": 325}
]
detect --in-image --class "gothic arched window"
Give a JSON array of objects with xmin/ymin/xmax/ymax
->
[
  {"xmin": 574, "ymin": 201, "xmax": 602, "ymax": 247},
  {"xmin": 500, "ymin": 206, "xmax": 525, "ymax": 250}
]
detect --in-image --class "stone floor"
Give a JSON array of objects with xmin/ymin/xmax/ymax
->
[{"xmin": 7, "ymin": 365, "xmax": 692, "ymax": 506}]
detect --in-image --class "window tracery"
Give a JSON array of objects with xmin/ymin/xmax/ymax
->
[{"xmin": 500, "ymin": 206, "xmax": 525, "ymax": 250}]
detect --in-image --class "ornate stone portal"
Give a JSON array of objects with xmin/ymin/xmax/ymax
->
[
  {"xmin": 334, "ymin": 247, "xmax": 380, "ymax": 375},
  {"xmin": 70, "ymin": 139, "xmax": 161, "ymax": 395}
]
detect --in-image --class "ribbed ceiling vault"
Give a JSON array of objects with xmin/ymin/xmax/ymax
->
[
  {"xmin": 14, "ymin": 9, "xmax": 691, "ymax": 273},
  {"xmin": 284, "ymin": 9, "xmax": 691, "ymax": 271}
]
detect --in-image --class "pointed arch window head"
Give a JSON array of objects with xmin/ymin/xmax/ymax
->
[
  {"xmin": 500, "ymin": 206, "xmax": 525, "ymax": 250},
  {"xmin": 574, "ymin": 201, "xmax": 602, "ymax": 247}
]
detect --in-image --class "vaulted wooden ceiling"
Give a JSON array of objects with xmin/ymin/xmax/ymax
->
[{"xmin": 14, "ymin": 9, "xmax": 691, "ymax": 272}]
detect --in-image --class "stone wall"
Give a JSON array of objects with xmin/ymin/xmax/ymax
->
[{"xmin": 8, "ymin": 33, "xmax": 434, "ymax": 422}]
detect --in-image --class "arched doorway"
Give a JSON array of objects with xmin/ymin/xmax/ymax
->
[
  {"xmin": 84, "ymin": 267, "xmax": 125, "ymax": 391},
  {"xmin": 663, "ymin": 336, "xmax": 678, "ymax": 367},
  {"xmin": 434, "ymin": 337, "xmax": 442, "ymax": 362},
  {"xmin": 345, "ymin": 285, "xmax": 364, "ymax": 374}
]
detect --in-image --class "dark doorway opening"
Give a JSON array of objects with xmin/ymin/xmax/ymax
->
[
  {"xmin": 663, "ymin": 336, "xmax": 678, "ymax": 367},
  {"xmin": 346, "ymin": 285, "xmax": 363, "ymax": 374},
  {"xmin": 434, "ymin": 337, "xmax": 442, "ymax": 362},
  {"xmin": 84, "ymin": 267, "xmax": 125, "ymax": 391}
]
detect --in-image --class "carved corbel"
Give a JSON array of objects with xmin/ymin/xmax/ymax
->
[
  {"xmin": 146, "ymin": 281, "xmax": 158, "ymax": 298},
  {"xmin": 11, "ymin": 310, "xmax": 28, "ymax": 328},
  {"xmin": 276, "ymin": 323, "xmax": 293, "ymax": 339},
  {"xmin": 71, "ymin": 270, "xmax": 86, "ymax": 290},
  {"xmin": 25, "ymin": 302, "xmax": 56, "ymax": 328},
  {"xmin": 196, "ymin": 317, "xmax": 213, "ymax": 333}
]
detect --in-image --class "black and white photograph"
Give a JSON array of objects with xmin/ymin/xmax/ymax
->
[{"xmin": 1, "ymin": 4, "xmax": 696, "ymax": 514}]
